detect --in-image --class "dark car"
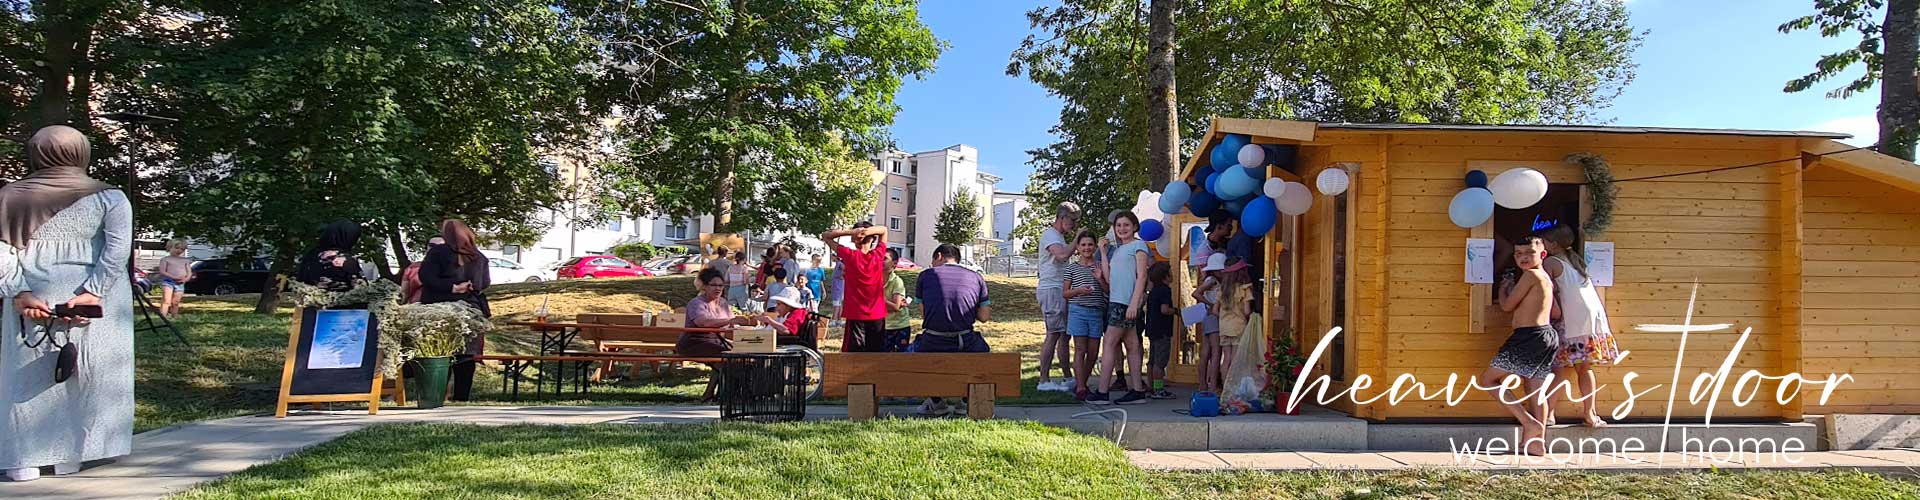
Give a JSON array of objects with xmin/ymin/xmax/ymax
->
[{"xmin": 187, "ymin": 258, "xmax": 274, "ymax": 296}]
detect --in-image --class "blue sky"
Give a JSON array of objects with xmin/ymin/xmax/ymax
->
[{"xmin": 886, "ymin": 0, "xmax": 1879, "ymax": 193}]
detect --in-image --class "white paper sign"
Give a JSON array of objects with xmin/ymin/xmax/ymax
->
[
  {"xmin": 1181, "ymin": 303, "xmax": 1210, "ymax": 327},
  {"xmin": 307, "ymin": 309, "xmax": 370, "ymax": 370},
  {"xmin": 1586, "ymin": 241, "xmax": 1615, "ymax": 287},
  {"xmin": 1465, "ymin": 238, "xmax": 1495, "ymax": 284}
]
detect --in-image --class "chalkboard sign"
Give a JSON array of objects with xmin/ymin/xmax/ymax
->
[{"xmin": 275, "ymin": 307, "xmax": 399, "ymax": 417}]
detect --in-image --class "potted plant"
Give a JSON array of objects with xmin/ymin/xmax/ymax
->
[
  {"xmin": 1262, "ymin": 328, "xmax": 1308, "ymax": 415},
  {"xmin": 380, "ymin": 302, "xmax": 489, "ymax": 408}
]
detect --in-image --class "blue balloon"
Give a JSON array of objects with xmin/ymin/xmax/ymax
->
[
  {"xmin": 1189, "ymin": 190, "xmax": 1220, "ymax": 218},
  {"xmin": 1159, "ymin": 181, "xmax": 1192, "ymax": 214},
  {"xmin": 1220, "ymin": 134, "xmax": 1250, "ymax": 155},
  {"xmin": 1223, "ymin": 199, "xmax": 1246, "ymax": 217},
  {"xmin": 1216, "ymin": 164, "xmax": 1260, "ymax": 199},
  {"xmin": 1448, "ymin": 187, "xmax": 1496, "ymax": 228},
  {"xmin": 1209, "ymin": 143, "xmax": 1236, "ymax": 170},
  {"xmin": 1205, "ymin": 171, "xmax": 1221, "ymax": 194},
  {"xmin": 1139, "ymin": 219, "xmax": 1165, "ymax": 242},
  {"xmin": 1241, "ymin": 195, "xmax": 1278, "ymax": 237},
  {"xmin": 1465, "ymin": 170, "xmax": 1489, "ymax": 189}
]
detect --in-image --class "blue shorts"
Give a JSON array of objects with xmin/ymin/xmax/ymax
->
[
  {"xmin": 1068, "ymin": 304, "xmax": 1105, "ymax": 339},
  {"xmin": 159, "ymin": 277, "xmax": 185, "ymax": 292}
]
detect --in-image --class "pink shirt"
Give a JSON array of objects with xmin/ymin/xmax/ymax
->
[{"xmin": 686, "ymin": 295, "xmax": 735, "ymax": 328}]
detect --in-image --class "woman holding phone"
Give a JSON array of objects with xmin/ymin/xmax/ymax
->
[{"xmin": 419, "ymin": 219, "xmax": 491, "ymax": 401}]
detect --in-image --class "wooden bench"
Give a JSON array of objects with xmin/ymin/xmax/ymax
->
[
  {"xmin": 822, "ymin": 352, "xmax": 1022, "ymax": 420},
  {"xmin": 577, "ymin": 312, "xmax": 685, "ymax": 380},
  {"xmin": 477, "ymin": 353, "xmax": 725, "ymax": 400}
]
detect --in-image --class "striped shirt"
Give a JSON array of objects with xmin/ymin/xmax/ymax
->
[{"xmin": 1062, "ymin": 260, "xmax": 1107, "ymax": 308}]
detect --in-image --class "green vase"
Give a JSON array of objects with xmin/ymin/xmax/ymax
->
[{"xmin": 415, "ymin": 357, "xmax": 452, "ymax": 409}]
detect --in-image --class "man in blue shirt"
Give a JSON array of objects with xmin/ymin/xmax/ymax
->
[{"xmin": 912, "ymin": 244, "xmax": 991, "ymax": 353}]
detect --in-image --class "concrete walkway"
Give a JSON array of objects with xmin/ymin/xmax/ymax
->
[{"xmin": 1131, "ymin": 448, "xmax": 1920, "ymax": 474}]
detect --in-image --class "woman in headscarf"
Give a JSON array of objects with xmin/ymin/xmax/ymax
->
[
  {"xmin": 1, "ymin": 125, "xmax": 134, "ymax": 482},
  {"xmin": 418, "ymin": 219, "xmax": 490, "ymax": 401},
  {"xmin": 294, "ymin": 219, "xmax": 367, "ymax": 292}
]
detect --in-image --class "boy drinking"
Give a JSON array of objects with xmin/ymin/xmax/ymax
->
[{"xmin": 1482, "ymin": 236, "xmax": 1560, "ymax": 456}]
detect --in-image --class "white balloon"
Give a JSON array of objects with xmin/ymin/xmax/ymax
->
[
  {"xmin": 1489, "ymin": 168, "xmax": 1549, "ymax": 209},
  {"xmin": 1277, "ymin": 181, "xmax": 1313, "ymax": 215},
  {"xmin": 1237, "ymin": 144, "xmax": 1266, "ymax": 168},
  {"xmin": 1448, "ymin": 188, "xmax": 1496, "ymax": 228},
  {"xmin": 1133, "ymin": 190, "xmax": 1165, "ymax": 221},
  {"xmin": 1315, "ymin": 167, "xmax": 1351, "ymax": 196},
  {"xmin": 1262, "ymin": 177, "xmax": 1287, "ymax": 199}
]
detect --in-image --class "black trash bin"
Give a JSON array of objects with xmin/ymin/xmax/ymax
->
[{"xmin": 718, "ymin": 351, "xmax": 807, "ymax": 422}]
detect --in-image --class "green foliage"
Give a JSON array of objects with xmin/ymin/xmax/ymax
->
[
  {"xmin": 1779, "ymin": 0, "xmax": 1886, "ymax": 99},
  {"xmin": 609, "ymin": 241, "xmax": 669, "ymax": 264},
  {"xmin": 381, "ymin": 302, "xmax": 488, "ymax": 360},
  {"xmin": 1568, "ymin": 153, "xmax": 1616, "ymax": 238},
  {"xmin": 588, "ymin": 0, "xmax": 942, "ymax": 235},
  {"xmin": 1009, "ymin": 0, "xmax": 1642, "ymax": 226},
  {"xmin": 143, "ymin": 0, "xmax": 594, "ymax": 277},
  {"xmin": 935, "ymin": 188, "xmax": 982, "ymax": 245}
]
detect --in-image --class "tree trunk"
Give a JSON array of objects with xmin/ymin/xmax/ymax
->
[
  {"xmin": 1882, "ymin": 0, "xmax": 1920, "ymax": 161},
  {"xmin": 387, "ymin": 229, "xmax": 413, "ymax": 272},
  {"xmin": 716, "ymin": 0, "xmax": 749, "ymax": 233},
  {"xmin": 1146, "ymin": 0, "xmax": 1180, "ymax": 188},
  {"xmin": 253, "ymin": 249, "xmax": 297, "ymax": 315},
  {"xmin": 32, "ymin": 0, "xmax": 79, "ymax": 128}
]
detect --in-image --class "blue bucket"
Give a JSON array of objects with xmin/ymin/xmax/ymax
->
[{"xmin": 1190, "ymin": 391, "xmax": 1220, "ymax": 417}]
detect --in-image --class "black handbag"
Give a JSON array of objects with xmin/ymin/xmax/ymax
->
[{"xmin": 20, "ymin": 316, "xmax": 81, "ymax": 383}]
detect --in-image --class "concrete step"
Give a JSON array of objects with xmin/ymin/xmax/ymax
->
[
  {"xmin": 1368, "ymin": 421, "xmax": 1821, "ymax": 453},
  {"xmin": 1026, "ymin": 403, "xmax": 1371, "ymax": 451}
]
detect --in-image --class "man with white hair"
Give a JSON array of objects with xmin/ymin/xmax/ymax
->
[{"xmin": 1034, "ymin": 202, "xmax": 1080, "ymax": 392}]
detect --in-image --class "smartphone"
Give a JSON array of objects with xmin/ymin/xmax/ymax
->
[{"xmin": 53, "ymin": 304, "xmax": 104, "ymax": 318}]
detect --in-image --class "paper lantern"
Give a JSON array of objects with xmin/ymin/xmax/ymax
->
[
  {"xmin": 1489, "ymin": 168, "xmax": 1549, "ymax": 209},
  {"xmin": 1237, "ymin": 144, "xmax": 1266, "ymax": 168},
  {"xmin": 1241, "ymin": 195, "xmax": 1278, "ymax": 237},
  {"xmin": 1216, "ymin": 165, "xmax": 1260, "ymax": 200},
  {"xmin": 1316, "ymin": 167, "xmax": 1351, "ymax": 196},
  {"xmin": 1160, "ymin": 181, "xmax": 1192, "ymax": 214},
  {"xmin": 1465, "ymin": 169, "xmax": 1489, "ymax": 189},
  {"xmin": 1139, "ymin": 219, "xmax": 1165, "ymax": 242},
  {"xmin": 1448, "ymin": 187, "xmax": 1496, "ymax": 228},
  {"xmin": 1189, "ymin": 190, "xmax": 1220, "ymax": 218},
  {"xmin": 1276, "ymin": 181, "xmax": 1313, "ymax": 215}
]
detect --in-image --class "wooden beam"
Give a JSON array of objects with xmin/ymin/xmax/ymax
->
[
  {"xmin": 968, "ymin": 384, "xmax": 996, "ymax": 419},
  {"xmin": 848, "ymin": 384, "xmax": 877, "ymax": 421},
  {"xmin": 1176, "ymin": 117, "xmax": 1223, "ymax": 183},
  {"xmin": 1802, "ymin": 139, "xmax": 1920, "ymax": 194},
  {"xmin": 1780, "ymin": 140, "xmax": 1806, "ymax": 421},
  {"xmin": 1214, "ymin": 117, "xmax": 1317, "ymax": 143},
  {"xmin": 1369, "ymin": 136, "xmax": 1391, "ymax": 421}
]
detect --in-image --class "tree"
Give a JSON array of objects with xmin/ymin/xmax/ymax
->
[
  {"xmin": 1009, "ymin": 0, "xmax": 1641, "ymax": 225},
  {"xmin": 145, "ymin": 0, "xmax": 596, "ymax": 312},
  {"xmin": 1782, "ymin": 0, "xmax": 1920, "ymax": 160},
  {"xmin": 935, "ymin": 188, "xmax": 982, "ymax": 246},
  {"xmin": 1146, "ymin": 0, "xmax": 1178, "ymax": 189},
  {"xmin": 590, "ymin": 0, "xmax": 941, "ymax": 236}
]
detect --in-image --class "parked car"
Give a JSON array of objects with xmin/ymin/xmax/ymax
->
[
  {"xmin": 130, "ymin": 266, "xmax": 152, "ymax": 296},
  {"xmin": 187, "ymin": 258, "xmax": 274, "ymax": 296},
  {"xmin": 894, "ymin": 257, "xmax": 919, "ymax": 270},
  {"xmin": 555, "ymin": 255, "xmax": 651, "ymax": 279},
  {"xmin": 489, "ymin": 257, "xmax": 549, "ymax": 283},
  {"xmin": 647, "ymin": 254, "xmax": 712, "ymax": 276}
]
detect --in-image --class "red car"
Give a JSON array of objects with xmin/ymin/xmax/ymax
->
[{"xmin": 555, "ymin": 256, "xmax": 652, "ymax": 279}]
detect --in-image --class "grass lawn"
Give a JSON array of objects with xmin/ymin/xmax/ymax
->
[
  {"xmin": 174, "ymin": 420, "xmax": 1920, "ymax": 500},
  {"xmin": 135, "ymin": 272, "xmax": 1073, "ymax": 430}
]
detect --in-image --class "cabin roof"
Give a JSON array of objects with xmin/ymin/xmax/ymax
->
[{"xmin": 1315, "ymin": 122, "xmax": 1851, "ymax": 139}]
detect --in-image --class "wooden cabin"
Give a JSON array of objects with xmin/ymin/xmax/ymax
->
[{"xmin": 1164, "ymin": 118, "xmax": 1920, "ymax": 422}]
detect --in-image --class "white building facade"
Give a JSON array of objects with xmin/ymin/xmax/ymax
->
[{"xmin": 868, "ymin": 144, "xmax": 1009, "ymax": 265}]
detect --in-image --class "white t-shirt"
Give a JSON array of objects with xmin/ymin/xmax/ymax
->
[{"xmin": 1036, "ymin": 227, "xmax": 1068, "ymax": 291}]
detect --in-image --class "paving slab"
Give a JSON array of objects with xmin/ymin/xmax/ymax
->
[
  {"xmin": 1376, "ymin": 451, "xmax": 1494, "ymax": 468},
  {"xmin": 1296, "ymin": 451, "xmax": 1407, "ymax": 470},
  {"xmin": 1128, "ymin": 451, "xmax": 1231, "ymax": 470},
  {"xmin": 1212, "ymin": 451, "xmax": 1316, "ymax": 469}
]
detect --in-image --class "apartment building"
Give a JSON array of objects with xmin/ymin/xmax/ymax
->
[
  {"xmin": 990, "ymin": 192, "xmax": 1029, "ymax": 256},
  {"xmin": 869, "ymin": 144, "xmax": 1005, "ymax": 265}
]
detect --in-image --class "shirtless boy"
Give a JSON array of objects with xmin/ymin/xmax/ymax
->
[{"xmin": 1482, "ymin": 236, "xmax": 1561, "ymax": 456}]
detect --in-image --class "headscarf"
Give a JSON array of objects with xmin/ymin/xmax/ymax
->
[
  {"xmin": 296, "ymin": 219, "xmax": 365, "ymax": 288},
  {"xmin": 0, "ymin": 125, "xmax": 113, "ymax": 249},
  {"xmin": 440, "ymin": 219, "xmax": 481, "ymax": 266},
  {"xmin": 316, "ymin": 219, "xmax": 363, "ymax": 253}
]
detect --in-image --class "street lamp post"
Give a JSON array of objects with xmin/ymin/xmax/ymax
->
[{"xmin": 98, "ymin": 111, "xmax": 178, "ymax": 217}]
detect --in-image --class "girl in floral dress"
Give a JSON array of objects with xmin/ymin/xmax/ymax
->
[{"xmin": 1542, "ymin": 224, "xmax": 1622, "ymax": 428}]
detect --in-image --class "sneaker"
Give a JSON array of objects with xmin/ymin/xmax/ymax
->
[
  {"xmin": 1115, "ymin": 391, "xmax": 1149, "ymax": 405},
  {"xmin": 4, "ymin": 467, "xmax": 39, "ymax": 482},
  {"xmin": 1087, "ymin": 392, "xmax": 1112, "ymax": 405},
  {"xmin": 1036, "ymin": 380, "xmax": 1059, "ymax": 392},
  {"xmin": 915, "ymin": 399, "xmax": 949, "ymax": 417},
  {"xmin": 950, "ymin": 400, "xmax": 970, "ymax": 417},
  {"xmin": 1149, "ymin": 389, "xmax": 1175, "ymax": 399}
]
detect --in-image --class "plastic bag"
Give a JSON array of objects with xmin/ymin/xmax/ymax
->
[{"xmin": 1223, "ymin": 313, "xmax": 1268, "ymax": 410}]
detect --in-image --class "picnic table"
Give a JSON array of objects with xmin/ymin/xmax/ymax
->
[{"xmin": 491, "ymin": 321, "xmax": 733, "ymax": 399}]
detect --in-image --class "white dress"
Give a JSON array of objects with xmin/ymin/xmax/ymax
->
[
  {"xmin": 0, "ymin": 190, "xmax": 135, "ymax": 469},
  {"xmin": 1550, "ymin": 255, "xmax": 1620, "ymax": 366}
]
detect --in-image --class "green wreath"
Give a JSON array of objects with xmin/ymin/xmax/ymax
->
[{"xmin": 1567, "ymin": 153, "xmax": 1616, "ymax": 237}]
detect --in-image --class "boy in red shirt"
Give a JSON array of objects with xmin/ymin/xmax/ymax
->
[{"xmin": 822, "ymin": 221, "xmax": 892, "ymax": 352}]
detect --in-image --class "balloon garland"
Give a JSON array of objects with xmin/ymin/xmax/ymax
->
[{"xmin": 1567, "ymin": 152, "xmax": 1616, "ymax": 237}]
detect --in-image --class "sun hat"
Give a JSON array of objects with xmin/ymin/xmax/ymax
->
[
  {"xmin": 1202, "ymin": 252, "xmax": 1228, "ymax": 272},
  {"xmin": 770, "ymin": 286, "xmax": 807, "ymax": 309}
]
